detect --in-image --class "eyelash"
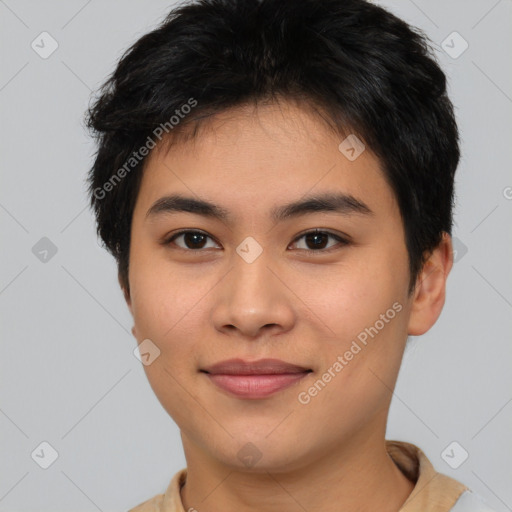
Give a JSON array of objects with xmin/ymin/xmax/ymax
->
[{"xmin": 162, "ymin": 229, "xmax": 350, "ymax": 254}]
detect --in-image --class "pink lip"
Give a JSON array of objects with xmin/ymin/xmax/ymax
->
[
  {"xmin": 201, "ymin": 358, "xmax": 312, "ymax": 399},
  {"xmin": 205, "ymin": 373, "xmax": 310, "ymax": 399}
]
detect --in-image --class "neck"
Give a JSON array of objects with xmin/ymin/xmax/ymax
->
[{"xmin": 180, "ymin": 431, "xmax": 414, "ymax": 512}]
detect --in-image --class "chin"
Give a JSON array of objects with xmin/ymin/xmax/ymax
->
[{"xmin": 208, "ymin": 435, "xmax": 311, "ymax": 474}]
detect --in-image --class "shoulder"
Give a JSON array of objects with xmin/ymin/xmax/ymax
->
[
  {"xmin": 127, "ymin": 493, "xmax": 165, "ymax": 512},
  {"xmin": 450, "ymin": 490, "xmax": 498, "ymax": 512},
  {"xmin": 126, "ymin": 468, "xmax": 188, "ymax": 512}
]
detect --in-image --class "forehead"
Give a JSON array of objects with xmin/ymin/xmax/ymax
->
[{"xmin": 135, "ymin": 101, "xmax": 399, "ymax": 224}]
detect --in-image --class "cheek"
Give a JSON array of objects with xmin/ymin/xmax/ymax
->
[
  {"xmin": 129, "ymin": 254, "xmax": 212, "ymax": 368},
  {"xmin": 129, "ymin": 260, "xmax": 206, "ymax": 421},
  {"xmin": 311, "ymin": 258, "xmax": 404, "ymax": 338},
  {"xmin": 305, "ymin": 252, "xmax": 409, "ymax": 391},
  {"xmin": 129, "ymin": 249, "xmax": 187, "ymax": 337}
]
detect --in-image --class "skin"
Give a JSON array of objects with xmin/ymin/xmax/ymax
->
[{"xmin": 123, "ymin": 100, "xmax": 453, "ymax": 512}]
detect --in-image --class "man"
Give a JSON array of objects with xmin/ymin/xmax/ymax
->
[{"xmin": 86, "ymin": 0, "xmax": 495, "ymax": 510}]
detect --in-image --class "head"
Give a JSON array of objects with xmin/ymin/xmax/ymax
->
[{"xmin": 86, "ymin": 0, "xmax": 458, "ymax": 471}]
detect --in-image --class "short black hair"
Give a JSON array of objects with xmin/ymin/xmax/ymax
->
[{"xmin": 86, "ymin": 0, "xmax": 459, "ymax": 297}]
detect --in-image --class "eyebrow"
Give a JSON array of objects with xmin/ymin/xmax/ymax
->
[{"xmin": 145, "ymin": 192, "xmax": 374, "ymax": 223}]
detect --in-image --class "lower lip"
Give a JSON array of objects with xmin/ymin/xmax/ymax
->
[{"xmin": 205, "ymin": 372, "xmax": 310, "ymax": 399}]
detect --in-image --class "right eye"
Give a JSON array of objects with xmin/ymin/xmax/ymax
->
[{"xmin": 163, "ymin": 230, "xmax": 221, "ymax": 251}]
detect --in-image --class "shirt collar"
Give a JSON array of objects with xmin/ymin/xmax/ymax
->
[
  {"xmin": 159, "ymin": 440, "xmax": 467, "ymax": 512},
  {"xmin": 387, "ymin": 440, "xmax": 467, "ymax": 511}
]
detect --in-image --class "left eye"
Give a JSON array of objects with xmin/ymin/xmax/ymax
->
[
  {"xmin": 165, "ymin": 230, "xmax": 220, "ymax": 250},
  {"xmin": 290, "ymin": 229, "xmax": 348, "ymax": 252},
  {"xmin": 163, "ymin": 229, "xmax": 348, "ymax": 252}
]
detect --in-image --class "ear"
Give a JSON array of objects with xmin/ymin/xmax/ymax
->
[{"xmin": 407, "ymin": 232, "xmax": 454, "ymax": 336}]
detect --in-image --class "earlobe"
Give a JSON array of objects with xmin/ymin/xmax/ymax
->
[{"xmin": 407, "ymin": 232, "xmax": 454, "ymax": 336}]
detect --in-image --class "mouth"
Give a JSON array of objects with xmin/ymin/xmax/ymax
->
[{"xmin": 200, "ymin": 358, "xmax": 313, "ymax": 399}]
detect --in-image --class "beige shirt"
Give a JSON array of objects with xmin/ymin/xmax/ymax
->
[{"xmin": 129, "ymin": 440, "xmax": 469, "ymax": 512}]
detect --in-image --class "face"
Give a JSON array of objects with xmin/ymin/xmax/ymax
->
[{"xmin": 125, "ymin": 101, "xmax": 435, "ymax": 472}]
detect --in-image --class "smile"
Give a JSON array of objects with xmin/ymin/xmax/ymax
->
[{"xmin": 203, "ymin": 371, "xmax": 311, "ymax": 399}]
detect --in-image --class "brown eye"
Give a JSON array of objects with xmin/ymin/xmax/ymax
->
[
  {"xmin": 162, "ymin": 228, "xmax": 349, "ymax": 254},
  {"xmin": 165, "ymin": 230, "xmax": 220, "ymax": 250},
  {"xmin": 290, "ymin": 230, "xmax": 349, "ymax": 253}
]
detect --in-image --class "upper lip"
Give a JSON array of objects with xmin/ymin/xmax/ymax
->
[{"xmin": 201, "ymin": 358, "xmax": 312, "ymax": 375}]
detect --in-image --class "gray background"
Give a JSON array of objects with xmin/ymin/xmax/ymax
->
[{"xmin": 1, "ymin": 0, "xmax": 511, "ymax": 510}]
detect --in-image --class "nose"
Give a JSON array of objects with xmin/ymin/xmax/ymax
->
[{"xmin": 211, "ymin": 248, "xmax": 296, "ymax": 340}]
